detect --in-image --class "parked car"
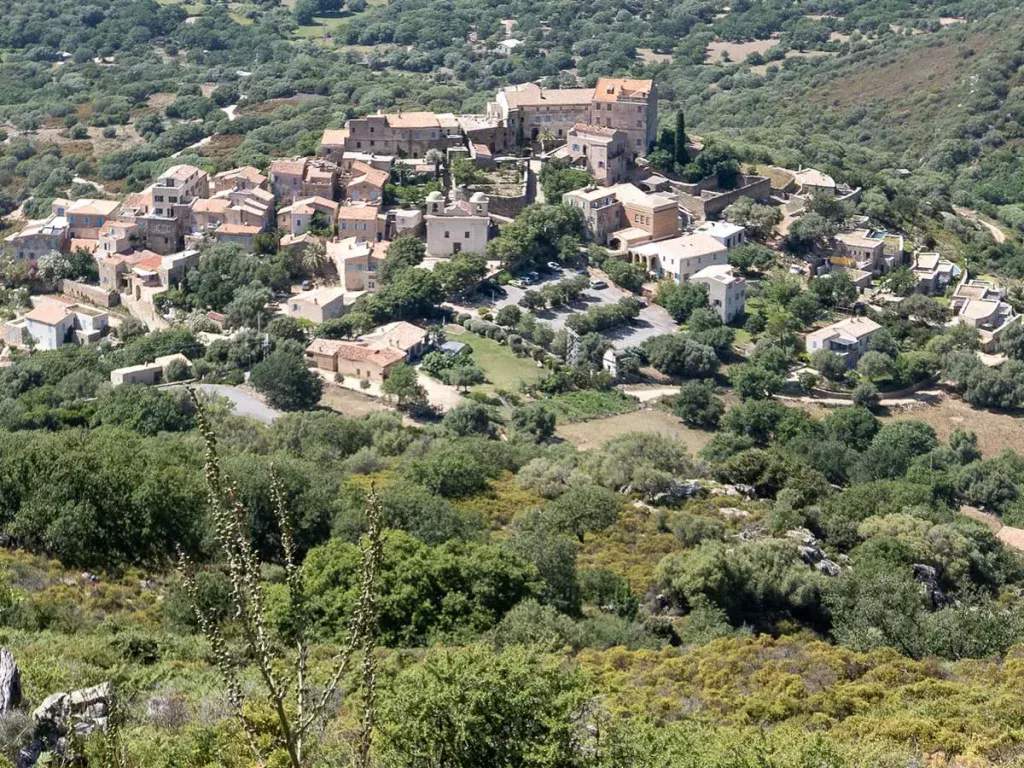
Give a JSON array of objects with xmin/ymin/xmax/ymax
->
[
  {"xmin": 527, "ymin": 271, "xmax": 540, "ymax": 282},
  {"xmin": 301, "ymin": 280, "xmax": 313, "ymax": 291},
  {"xmin": 546, "ymin": 261, "xmax": 561, "ymax": 271},
  {"xmin": 509, "ymin": 279, "xmax": 524, "ymax": 288},
  {"xmin": 520, "ymin": 276, "xmax": 534, "ymax": 286},
  {"xmin": 589, "ymin": 279, "xmax": 608, "ymax": 289}
]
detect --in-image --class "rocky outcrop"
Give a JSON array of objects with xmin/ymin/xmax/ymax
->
[
  {"xmin": 913, "ymin": 563, "xmax": 953, "ymax": 608},
  {"xmin": 787, "ymin": 528, "xmax": 842, "ymax": 577},
  {"xmin": 19, "ymin": 682, "xmax": 113, "ymax": 768},
  {"xmin": 0, "ymin": 647, "xmax": 22, "ymax": 714}
]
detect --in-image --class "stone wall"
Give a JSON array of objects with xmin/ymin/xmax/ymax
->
[
  {"xmin": 469, "ymin": 163, "xmax": 529, "ymax": 218},
  {"xmin": 60, "ymin": 279, "xmax": 120, "ymax": 308},
  {"xmin": 673, "ymin": 174, "xmax": 771, "ymax": 220}
]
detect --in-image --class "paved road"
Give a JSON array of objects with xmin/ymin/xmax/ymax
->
[
  {"xmin": 492, "ymin": 268, "xmax": 678, "ymax": 350},
  {"xmin": 184, "ymin": 384, "xmax": 282, "ymax": 424}
]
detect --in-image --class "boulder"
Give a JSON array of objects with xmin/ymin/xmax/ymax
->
[
  {"xmin": 719, "ymin": 507, "xmax": 749, "ymax": 519},
  {"xmin": 0, "ymin": 647, "xmax": 22, "ymax": 714},
  {"xmin": 913, "ymin": 563, "xmax": 953, "ymax": 609},
  {"xmin": 798, "ymin": 544, "xmax": 825, "ymax": 564},
  {"xmin": 817, "ymin": 559, "xmax": 841, "ymax": 577},
  {"xmin": 32, "ymin": 692, "xmax": 67, "ymax": 725},
  {"xmin": 785, "ymin": 528, "xmax": 817, "ymax": 546}
]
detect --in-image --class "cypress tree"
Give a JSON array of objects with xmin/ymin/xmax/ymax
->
[{"xmin": 674, "ymin": 109, "xmax": 687, "ymax": 165}]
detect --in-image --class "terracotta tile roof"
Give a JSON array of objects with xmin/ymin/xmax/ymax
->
[
  {"xmin": 215, "ymin": 166, "xmax": 267, "ymax": 184},
  {"xmin": 216, "ymin": 223, "xmax": 262, "ymax": 235},
  {"xmin": 591, "ymin": 77, "xmax": 653, "ymax": 103},
  {"xmin": 162, "ymin": 164, "xmax": 204, "ymax": 181},
  {"xmin": 570, "ymin": 123, "xmax": 620, "ymax": 138},
  {"xmin": 349, "ymin": 161, "xmax": 389, "ymax": 189},
  {"xmin": 306, "ymin": 338, "xmax": 406, "ymax": 366},
  {"xmin": 67, "ymin": 199, "xmax": 121, "ymax": 217},
  {"xmin": 271, "ymin": 158, "xmax": 308, "ymax": 177},
  {"xmin": 25, "ymin": 304, "xmax": 70, "ymax": 325},
  {"xmin": 384, "ymin": 112, "xmax": 441, "ymax": 129},
  {"xmin": 338, "ymin": 205, "xmax": 380, "ymax": 221},
  {"xmin": 361, "ymin": 321, "xmax": 427, "ymax": 353},
  {"xmin": 134, "ymin": 254, "xmax": 165, "ymax": 271},
  {"xmin": 124, "ymin": 192, "xmax": 150, "ymax": 210},
  {"xmin": 320, "ymin": 128, "xmax": 349, "ymax": 146},
  {"xmin": 69, "ymin": 238, "xmax": 100, "ymax": 254},
  {"xmin": 192, "ymin": 198, "xmax": 231, "ymax": 213},
  {"xmin": 279, "ymin": 197, "xmax": 339, "ymax": 216},
  {"xmin": 501, "ymin": 83, "xmax": 593, "ymax": 109}
]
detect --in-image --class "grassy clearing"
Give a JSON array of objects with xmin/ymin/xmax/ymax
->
[
  {"xmin": 557, "ymin": 407, "xmax": 716, "ymax": 454},
  {"xmin": 445, "ymin": 326, "xmax": 546, "ymax": 392},
  {"xmin": 545, "ymin": 390, "xmax": 638, "ymax": 423}
]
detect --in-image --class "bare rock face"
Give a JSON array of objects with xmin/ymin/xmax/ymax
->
[{"xmin": 0, "ymin": 647, "xmax": 22, "ymax": 714}]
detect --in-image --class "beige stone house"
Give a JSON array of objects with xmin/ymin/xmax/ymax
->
[
  {"xmin": 288, "ymin": 286, "xmax": 360, "ymax": 324},
  {"xmin": 305, "ymin": 321, "xmax": 428, "ymax": 380},
  {"xmin": 566, "ymin": 124, "xmax": 628, "ymax": 185},
  {"xmin": 345, "ymin": 161, "xmax": 389, "ymax": 203},
  {"xmin": 949, "ymin": 273, "xmax": 1020, "ymax": 351},
  {"xmin": 329, "ymin": 237, "xmax": 385, "ymax": 292},
  {"xmin": 4, "ymin": 216, "xmax": 70, "ymax": 261},
  {"xmin": 51, "ymin": 198, "xmax": 121, "ymax": 239},
  {"xmin": 337, "ymin": 204, "xmax": 383, "ymax": 242},
  {"xmin": 563, "ymin": 183, "xmax": 678, "ymax": 248},
  {"xmin": 629, "ymin": 231, "xmax": 729, "ymax": 283},
  {"xmin": 277, "ymin": 197, "xmax": 340, "ymax": 236},
  {"xmin": 806, "ymin": 317, "xmax": 881, "ymax": 368}
]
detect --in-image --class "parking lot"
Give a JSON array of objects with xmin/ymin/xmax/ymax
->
[{"xmin": 490, "ymin": 267, "xmax": 678, "ymax": 350}]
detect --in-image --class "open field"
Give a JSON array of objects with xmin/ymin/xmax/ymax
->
[
  {"xmin": 637, "ymin": 48, "xmax": 673, "ymax": 64},
  {"xmin": 557, "ymin": 407, "xmax": 715, "ymax": 453},
  {"xmin": 882, "ymin": 396, "xmax": 1024, "ymax": 458},
  {"xmin": 784, "ymin": 392, "xmax": 1024, "ymax": 459},
  {"xmin": 706, "ymin": 36, "xmax": 779, "ymax": 62},
  {"xmin": 545, "ymin": 390, "xmax": 638, "ymax": 423},
  {"xmin": 812, "ymin": 35, "xmax": 992, "ymax": 110},
  {"xmin": 318, "ymin": 384, "xmax": 389, "ymax": 417},
  {"xmin": 749, "ymin": 50, "xmax": 838, "ymax": 75},
  {"xmin": 444, "ymin": 325, "xmax": 546, "ymax": 392}
]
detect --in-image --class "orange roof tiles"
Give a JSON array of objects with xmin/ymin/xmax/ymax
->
[
  {"xmin": 271, "ymin": 159, "xmax": 308, "ymax": 176},
  {"xmin": 216, "ymin": 223, "xmax": 262, "ymax": 235},
  {"xmin": 384, "ymin": 112, "xmax": 441, "ymax": 129},
  {"xmin": 349, "ymin": 161, "xmax": 389, "ymax": 189},
  {"xmin": 321, "ymin": 129, "xmax": 349, "ymax": 146},
  {"xmin": 338, "ymin": 205, "xmax": 380, "ymax": 221},
  {"xmin": 25, "ymin": 304, "xmax": 70, "ymax": 325},
  {"xmin": 592, "ymin": 77, "xmax": 653, "ymax": 103}
]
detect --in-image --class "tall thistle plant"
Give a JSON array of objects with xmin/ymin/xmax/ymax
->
[{"xmin": 178, "ymin": 391, "xmax": 383, "ymax": 768}]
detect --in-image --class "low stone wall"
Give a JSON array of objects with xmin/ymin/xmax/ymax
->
[
  {"xmin": 783, "ymin": 372, "xmax": 942, "ymax": 402},
  {"xmin": 470, "ymin": 163, "xmax": 529, "ymax": 218},
  {"xmin": 672, "ymin": 174, "xmax": 771, "ymax": 220},
  {"xmin": 60, "ymin": 279, "xmax": 119, "ymax": 308}
]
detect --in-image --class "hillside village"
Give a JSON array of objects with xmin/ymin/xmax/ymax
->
[
  {"xmin": 8, "ymin": 0, "xmax": 1024, "ymax": 764},
  {"xmin": 0, "ymin": 75, "xmax": 1015, "ymax": 412}
]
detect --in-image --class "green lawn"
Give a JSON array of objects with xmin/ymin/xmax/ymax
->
[
  {"xmin": 293, "ymin": 11, "xmax": 353, "ymax": 41},
  {"xmin": 445, "ymin": 326, "xmax": 546, "ymax": 392}
]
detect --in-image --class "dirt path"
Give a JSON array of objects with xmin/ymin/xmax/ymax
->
[
  {"xmin": 620, "ymin": 384, "xmax": 680, "ymax": 403},
  {"xmin": 954, "ymin": 205, "xmax": 1008, "ymax": 244}
]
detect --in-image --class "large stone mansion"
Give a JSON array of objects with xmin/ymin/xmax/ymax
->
[{"xmin": 320, "ymin": 78, "xmax": 657, "ymax": 161}]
